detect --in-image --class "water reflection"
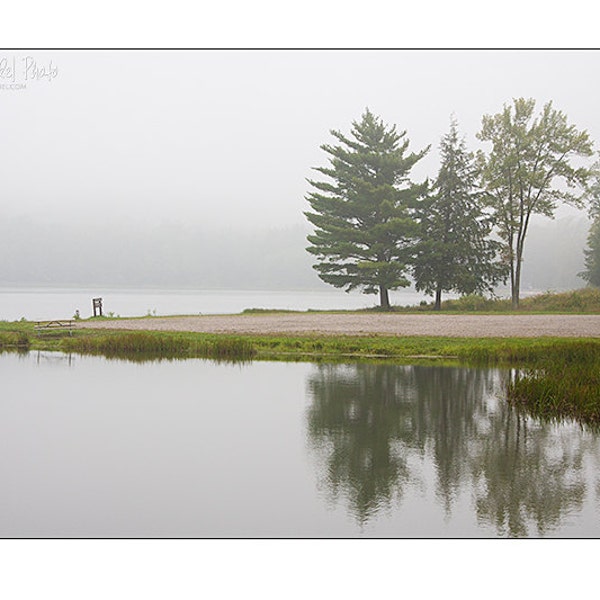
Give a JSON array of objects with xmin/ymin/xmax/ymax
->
[
  {"xmin": 35, "ymin": 350, "xmax": 75, "ymax": 366},
  {"xmin": 306, "ymin": 363, "xmax": 598, "ymax": 536}
]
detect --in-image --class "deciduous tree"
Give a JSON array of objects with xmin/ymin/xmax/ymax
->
[{"xmin": 477, "ymin": 98, "xmax": 594, "ymax": 308}]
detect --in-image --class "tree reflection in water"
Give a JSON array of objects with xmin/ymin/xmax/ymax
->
[{"xmin": 306, "ymin": 363, "xmax": 598, "ymax": 536}]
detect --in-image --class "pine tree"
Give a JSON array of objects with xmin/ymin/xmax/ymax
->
[
  {"xmin": 580, "ymin": 218, "xmax": 600, "ymax": 287},
  {"xmin": 580, "ymin": 162, "xmax": 600, "ymax": 287},
  {"xmin": 413, "ymin": 119, "xmax": 506, "ymax": 310},
  {"xmin": 304, "ymin": 109, "xmax": 428, "ymax": 310}
]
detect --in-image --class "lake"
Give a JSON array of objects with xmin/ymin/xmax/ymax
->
[
  {"xmin": 0, "ymin": 286, "xmax": 456, "ymax": 322},
  {"xmin": 1, "ymin": 350, "xmax": 599, "ymax": 538}
]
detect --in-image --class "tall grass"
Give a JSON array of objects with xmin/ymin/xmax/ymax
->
[
  {"xmin": 61, "ymin": 332, "xmax": 256, "ymax": 361},
  {"xmin": 370, "ymin": 287, "xmax": 600, "ymax": 313},
  {"xmin": 444, "ymin": 288, "xmax": 600, "ymax": 312},
  {"xmin": 505, "ymin": 343, "xmax": 600, "ymax": 425},
  {"xmin": 0, "ymin": 331, "xmax": 30, "ymax": 351},
  {"xmin": 456, "ymin": 338, "xmax": 600, "ymax": 364},
  {"xmin": 519, "ymin": 288, "xmax": 600, "ymax": 312}
]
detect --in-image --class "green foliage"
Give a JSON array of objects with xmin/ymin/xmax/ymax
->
[
  {"xmin": 305, "ymin": 109, "xmax": 428, "ymax": 309},
  {"xmin": 413, "ymin": 118, "xmax": 507, "ymax": 308},
  {"xmin": 441, "ymin": 294, "xmax": 508, "ymax": 312},
  {"xmin": 477, "ymin": 98, "xmax": 594, "ymax": 308}
]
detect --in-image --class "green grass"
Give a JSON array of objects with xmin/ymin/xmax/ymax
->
[
  {"xmin": 60, "ymin": 331, "xmax": 256, "ymax": 361},
  {"xmin": 234, "ymin": 288, "xmax": 600, "ymax": 315},
  {"xmin": 506, "ymin": 346, "xmax": 600, "ymax": 426},
  {"xmin": 356, "ymin": 287, "xmax": 600, "ymax": 314},
  {"xmin": 0, "ymin": 330, "xmax": 30, "ymax": 350}
]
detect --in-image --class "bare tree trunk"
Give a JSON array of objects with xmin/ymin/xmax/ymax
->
[
  {"xmin": 513, "ymin": 261, "xmax": 521, "ymax": 309},
  {"xmin": 379, "ymin": 286, "xmax": 390, "ymax": 311},
  {"xmin": 434, "ymin": 285, "xmax": 442, "ymax": 311},
  {"xmin": 512, "ymin": 275, "xmax": 520, "ymax": 309},
  {"xmin": 510, "ymin": 249, "xmax": 518, "ymax": 310},
  {"xmin": 512, "ymin": 245, "xmax": 523, "ymax": 309}
]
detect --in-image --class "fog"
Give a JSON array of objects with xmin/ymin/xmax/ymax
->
[
  {"xmin": 1, "ymin": 50, "xmax": 599, "ymax": 292},
  {"xmin": 0, "ymin": 214, "xmax": 590, "ymax": 293}
]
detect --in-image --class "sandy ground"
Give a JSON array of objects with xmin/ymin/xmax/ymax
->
[{"xmin": 77, "ymin": 312, "xmax": 600, "ymax": 338}]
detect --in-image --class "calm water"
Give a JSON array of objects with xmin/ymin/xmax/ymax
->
[
  {"xmin": 2, "ymin": 351, "xmax": 599, "ymax": 538},
  {"xmin": 0, "ymin": 287, "xmax": 442, "ymax": 322}
]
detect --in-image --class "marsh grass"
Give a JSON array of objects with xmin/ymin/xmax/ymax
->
[
  {"xmin": 506, "ymin": 345, "xmax": 600, "ymax": 425},
  {"xmin": 60, "ymin": 331, "xmax": 256, "ymax": 361},
  {"xmin": 0, "ymin": 330, "xmax": 30, "ymax": 350}
]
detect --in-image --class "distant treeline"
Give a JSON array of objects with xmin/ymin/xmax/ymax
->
[{"xmin": 0, "ymin": 215, "xmax": 590, "ymax": 292}]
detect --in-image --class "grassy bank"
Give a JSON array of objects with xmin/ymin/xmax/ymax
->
[
  {"xmin": 3, "ymin": 319, "xmax": 597, "ymax": 363},
  {"xmin": 3, "ymin": 312, "xmax": 600, "ymax": 424},
  {"xmin": 361, "ymin": 287, "xmax": 600, "ymax": 313}
]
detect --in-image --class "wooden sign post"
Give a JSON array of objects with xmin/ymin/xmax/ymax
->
[{"xmin": 92, "ymin": 297, "xmax": 103, "ymax": 317}]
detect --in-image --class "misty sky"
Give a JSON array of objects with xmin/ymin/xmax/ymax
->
[{"xmin": 2, "ymin": 49, "xmax": 599, "ymax": 232}]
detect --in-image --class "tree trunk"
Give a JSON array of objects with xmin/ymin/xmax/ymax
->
[
  {"xmin": 379, "ymin": 286, "xmax": 390, "ymax": 311},
  {"xmin": 509, "ymin": 250, "xmax": 518, "ymax": 310},
  {"xmin": 434, "ymin": 285, "xmax": 442, "ymax": 311},
  {"xmin": 512, "ymin": 248, "xmax": 522, "ymax": 310},
  {"xmin": 511, "ymin": 282, "xmax": 520, "ymax": 309}
]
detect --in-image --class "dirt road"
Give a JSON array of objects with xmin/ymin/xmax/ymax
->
[{"xmin": 78, "ymin": 312, "xmax": 600, "ymax": 338}]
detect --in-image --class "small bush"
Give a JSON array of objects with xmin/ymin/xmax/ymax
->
[{"xmin": 442, "ymin": 294, "xmax": 510, "ymax": 312}]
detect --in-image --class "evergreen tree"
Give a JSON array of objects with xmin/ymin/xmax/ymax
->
[
  {"xmin": 413, "ymin": 119, "xmax": 506, "ymax": 310},
  {"xmin": 305, "ymin": 109, "xmax": 428, "ymax": 310},
  {"xmin": 580, "ymin": 218, "xmax": 600, "ymax": 287},
  {"xmin": 580, "ymin": 161, "xmax": 600, "ymax": 287}
]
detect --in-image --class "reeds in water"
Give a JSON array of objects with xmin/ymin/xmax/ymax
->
[{"xmin": 505, "ymin": 346, "xmax": 600, "ymax": 425}]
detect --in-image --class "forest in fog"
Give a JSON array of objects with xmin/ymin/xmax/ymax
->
[{"xmin": 0, "ymin": 214, "xmax": 590, "ymax": 294}]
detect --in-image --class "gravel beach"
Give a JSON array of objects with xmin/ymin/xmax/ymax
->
[{"xmin": 78, "ymin": 313, "xmax": 600, "ymax": 338}]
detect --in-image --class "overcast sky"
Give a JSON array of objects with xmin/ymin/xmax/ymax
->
[{"xmin": 1, "ymin": 49, "xmax": 599, "ymax": 231}]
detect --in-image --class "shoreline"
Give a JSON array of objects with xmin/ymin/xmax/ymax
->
[{"xmin": 77, "ymin": 312, "xmax": 600, "ymax": 338}]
